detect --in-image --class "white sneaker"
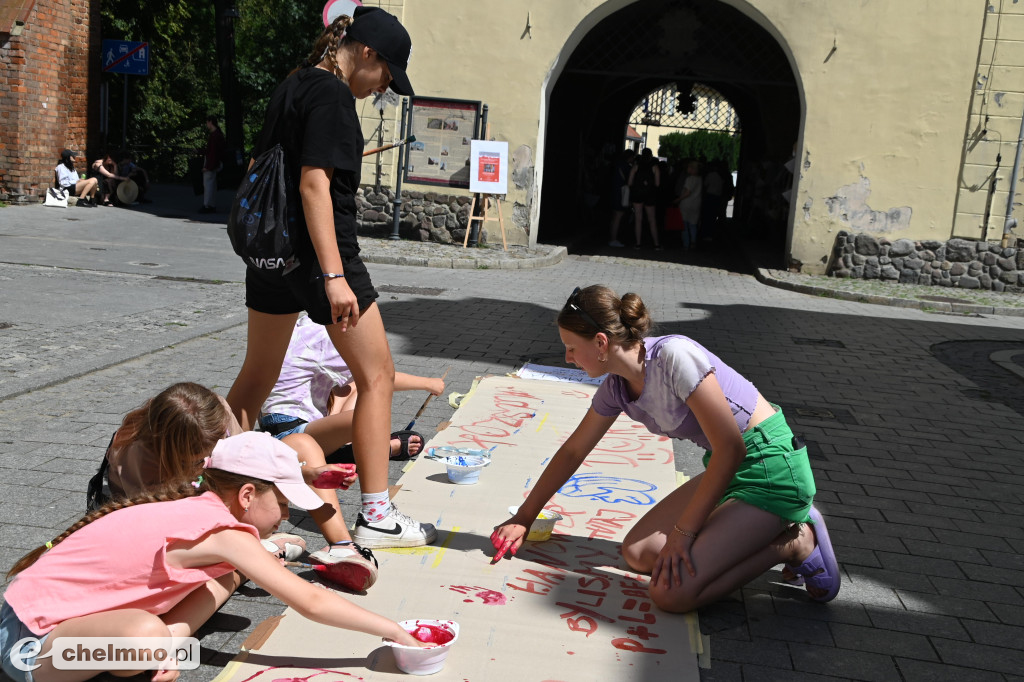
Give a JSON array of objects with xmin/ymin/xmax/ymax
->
[
  {"xmin": 353, "ymin": 503, "xmax": 438, "ymax": 548},
  {"xmin": 307, "ymin": 542, "xmax": 379, "ymax": 591},
  {"xmin": 261, "ymin": 532, "xmax": 306, "ymax": 562}
]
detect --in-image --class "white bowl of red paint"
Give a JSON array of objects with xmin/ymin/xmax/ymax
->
[{"xmin": 386, "ymin": 619, "xmax": 459, "ymax": 675}]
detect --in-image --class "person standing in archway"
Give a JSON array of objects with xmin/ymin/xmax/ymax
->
[{"xmin": 628, "ymin": 147, "xmax": 661, "ymax": 250}]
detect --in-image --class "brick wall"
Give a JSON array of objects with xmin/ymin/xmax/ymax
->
[{"xmin": 0, "ymin": 0, "xmax": 100, "ymax": 202}]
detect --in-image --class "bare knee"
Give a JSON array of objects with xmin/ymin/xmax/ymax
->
[
  {"xmin": 621, "ymin": 526, "xmax": 663, "ymax": 574},
  {"xmin": 649, "ymin": 579, "xmax": 701, "ymax": 614}
]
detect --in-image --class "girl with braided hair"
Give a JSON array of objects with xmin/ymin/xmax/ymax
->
[
  {"xmin": 100, "ymin": 382, "xmax": 377, "ymax": 592},
  {"xmin": 1, "ymin": 433, "xmax": 429, "ymax": 682},
  {"xmin": 225, "ymin": 8, "xmax": 436, "ymax": 553},
  {"xmin": 491, "ymin": 285, "xmax": 841, "ymax": 611}
]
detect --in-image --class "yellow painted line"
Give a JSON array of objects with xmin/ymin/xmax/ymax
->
[
  {"xmin": 676, "ymin": 471, "xmax": 690, "ymax": 486},
  {"xmin": 376, "ymin": 546, "xmax": 437, "ymax": 556},
  {"xmin": 430, "ymin": 526, "xmax": 459, "ymax": 569},
  {"xmin": 535, "ymin": 413, "xmax": 549, "ymax": 431}
]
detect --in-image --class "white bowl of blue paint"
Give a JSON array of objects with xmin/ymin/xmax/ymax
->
[{"xmin": 444, "ymin": 454, "xmax": 490, "ymax": 484}]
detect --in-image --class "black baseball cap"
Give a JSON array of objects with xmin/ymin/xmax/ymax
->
[{"xmin": 347, "ymin": 6, "xmax": 414, "ymax": 96}]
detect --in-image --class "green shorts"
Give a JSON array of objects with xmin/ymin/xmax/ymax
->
[{"xmin": 701, "ymin": 405, "xmax": 816, "ymax": 524}]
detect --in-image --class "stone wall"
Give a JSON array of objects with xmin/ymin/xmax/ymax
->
[
  {"xmin": 828, "ymin": 232, "xmax": 1023, "ymax": 293},
  {"xmin": 356, "ymin": 186, "xmax": 483, "ymax": 244},
  {"xmin": 0, "ymin": 0, "xmax": 100, "ymax": 202}
]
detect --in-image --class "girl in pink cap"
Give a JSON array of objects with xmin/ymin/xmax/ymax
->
[{"xmin": 2, "ymin": 433, "xmax": 428, "ymax": 682}]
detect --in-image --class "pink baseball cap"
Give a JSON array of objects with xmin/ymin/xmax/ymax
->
[{"xmin": 205, "ymin": 432, "xmax": 324, "ymax": 510}]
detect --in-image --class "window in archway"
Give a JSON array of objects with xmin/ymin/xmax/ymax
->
[{"xmin": 629, "ymin": 83, "xmax": 739, "ymax": 135}]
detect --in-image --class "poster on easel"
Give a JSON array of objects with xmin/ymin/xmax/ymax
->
[
  {"xmin": 404, "ymin": 96, "xmax": 481, "ymax": 189},
  {"xmin": 469, "ymin": 139, "xmax": 508, "ymax": 194}
]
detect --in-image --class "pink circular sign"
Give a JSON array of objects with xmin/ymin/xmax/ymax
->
[{"xmin": 322, "ymin": 0, "xmax": 362, "ymax": 27}]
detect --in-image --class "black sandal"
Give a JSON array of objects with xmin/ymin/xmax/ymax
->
[{"xmin": 389, "ymin": 430, "xmax": 424, "ymax": 460}]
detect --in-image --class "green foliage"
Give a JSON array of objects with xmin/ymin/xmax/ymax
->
[
  {"xmin": 658, "ymin": 130, "xmax": 740, "ymax": 171},
  {"xmin": 99, "ymin": 0, "xmax": 320, "ymax": 181}
]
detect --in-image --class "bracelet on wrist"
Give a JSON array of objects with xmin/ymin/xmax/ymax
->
[
  {"xmin": 672, "ymin": 524, "xmax": 697, "ymax": 539},
  {"xmin": 321, "ymin": 272, "xmax": 345, "ymax": 280}
]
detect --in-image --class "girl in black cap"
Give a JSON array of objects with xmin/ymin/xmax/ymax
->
[{"xmin": 226, "ymin": 9, "xmax": 435, "ymax": 556}]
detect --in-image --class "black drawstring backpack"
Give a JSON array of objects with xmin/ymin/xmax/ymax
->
[
  {"xmin": 85, "ymin": 432, "xmax": 116, "ymax": 511},
  {"xmin": 227, "ymin": 77, "xmax": 302, "ymax": 276}
]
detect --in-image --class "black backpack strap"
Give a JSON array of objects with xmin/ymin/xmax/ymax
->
[{"xmin": 86, "ymin": 431, "xmax": 116, "ymax": 511}]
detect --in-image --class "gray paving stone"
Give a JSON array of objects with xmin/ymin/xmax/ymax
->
[
  {"xmin": 865, "ymin": 605, "xmax": 970, "ymax": 641},
  {"xmin": 829, "ymin": 621, "xmax": 937, "ymax": 660},
  {"xmin": 897, "ymin": 589, "xmax": 999, "ymax": 621},
  {"xmin": 961, "ymin": 619, "xmax": 1024, "ymax": 651},
  {"xmin": 742, "ymin": 667, "xmax": 851, "ymax": 682},
  {"xmin": 932, "ymin": 637, "xmax": 1024, "ymax": 675},
  {"xmin": 929, "ymin": 575, "xmax": 1024, "ymax": 605},
  {"xmin": 895, "ymin": 657, "xmax": 1005, "ymax": 682},
  {"xmin": 789, "ymin": 642, "xmax": 900, "ymax": 681},
  {"xmin": 874, "ymin": 551, "xmax": 965, "ymax": 579}
]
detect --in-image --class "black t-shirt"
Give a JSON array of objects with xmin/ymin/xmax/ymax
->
[{"xmin": 260, "ymin": 67, "xmax": 364, "ymax": 259}]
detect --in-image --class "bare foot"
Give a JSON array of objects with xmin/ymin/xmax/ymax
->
[{"xmin": 389, "ymin": 434, "xmax": 423, "ymax": 457}]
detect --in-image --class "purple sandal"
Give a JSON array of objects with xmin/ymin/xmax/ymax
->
[{"xmin": 784, "ymin": 506, "xmax": 841, "ymax": 602}]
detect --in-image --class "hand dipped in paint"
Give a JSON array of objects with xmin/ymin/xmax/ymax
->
[
  {"xmin": 308, "ymin": 463, "xmax": 358, "ymax": 489},
  {"xmin": 490, "ymin": 517, "xmax": 528, "ymax": 562}
]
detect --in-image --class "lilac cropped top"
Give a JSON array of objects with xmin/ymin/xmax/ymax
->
[{"xmin": 591, "ymin": 335, "xmax": 760, "ymax": 451}]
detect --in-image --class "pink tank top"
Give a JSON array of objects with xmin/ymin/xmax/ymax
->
[{"xmin": 4, "ymin": 492, "xmax": 259, "ymax": 634}]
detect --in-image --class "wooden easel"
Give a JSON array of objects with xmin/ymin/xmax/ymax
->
[{"xmin": 464, "ymin": 193, "xmax": 507, "ymax": 250}]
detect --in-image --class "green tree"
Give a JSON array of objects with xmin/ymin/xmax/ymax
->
[
  {"xmin": 99, "ymin": 0, "xmax": 320, "ymax": 180},
  {"xmin": 658, "ymin": 130, "xmax": 740, "ymax": 172}
]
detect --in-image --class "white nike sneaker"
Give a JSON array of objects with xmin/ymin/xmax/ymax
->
[
  {"xmin": 261, "ymin": 532, "xmax": 307, "ymax": 562},
  {"xmin": 307, "ymin": 541, "xmax": 379, "ymax": 592},
  {"xmin": 353, "ymin": 503, "xmax": 438, "ymax": 548}
]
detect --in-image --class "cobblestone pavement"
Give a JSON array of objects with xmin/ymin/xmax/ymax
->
[{"xmin": 1, "ymin": 193, "xmax": 1024, "ymax": 681}]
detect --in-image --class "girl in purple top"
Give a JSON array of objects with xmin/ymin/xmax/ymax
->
[{"xmin": 491, "ymin": 285, "xmax": 841, "ymax": 612}]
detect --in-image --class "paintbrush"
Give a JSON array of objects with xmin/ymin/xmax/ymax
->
[
  {"xmin": 362, "ymin": 134, "xmax": 417, "ymax": 157},
  {"xmin": 405, "ymin": 366, "xmax": 451, "ymax": 431}
]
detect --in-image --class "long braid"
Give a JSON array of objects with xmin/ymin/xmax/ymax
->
[
  {"xmin": 303, "ymin": 15, "xmax": 354, "ymax": 82},
  {"xmin": 7, "ymin": 469, "xmax": 273, "ymax": 580},
  {"xmin": 6, "ymin": 481, "xmax": 195, "ymax": 579}
]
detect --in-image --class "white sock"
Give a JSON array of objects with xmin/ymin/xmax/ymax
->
[{"xmin": 361, "ymin": 491, "xmax": 391, "ymax": 523}]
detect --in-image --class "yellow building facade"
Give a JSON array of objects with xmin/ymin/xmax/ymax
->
[{"xmin": 365, "ymin": 0, "xmax": 1012, "ymax": 273}]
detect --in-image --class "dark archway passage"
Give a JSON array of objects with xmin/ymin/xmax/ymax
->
[{"xmin": 539, "ymin": 0, "xmax": 801, "ymax": 266}]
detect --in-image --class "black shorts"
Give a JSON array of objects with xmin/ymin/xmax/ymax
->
[{"xmin": 245, "ymin": 253, "xmax": 379, "ymax": 326}]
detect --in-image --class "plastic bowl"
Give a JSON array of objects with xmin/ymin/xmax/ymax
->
[
  {"xmin": 507, "ymin": 505, "xmax": 564, "ymax": 542},
  {"xmin": 385, "ymin": 619, "xmax": 459, "ymax": 675},
  {"xmin": 444, "ymin": 454, "xmax": 490, "ymax": 485}
]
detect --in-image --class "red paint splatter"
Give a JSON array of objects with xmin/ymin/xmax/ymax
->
[
  {"xmin": 408, "ymin": 624, "xmax": 454, "ymax": 644},
  {"xmin": 446, "ymin": 585, "xmax": 507, "ymax": 605}
]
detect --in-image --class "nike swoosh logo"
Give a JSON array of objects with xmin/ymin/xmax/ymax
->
[{"xmin": 363, "ymin": 522, "xmax": 405, "ymax": 535}]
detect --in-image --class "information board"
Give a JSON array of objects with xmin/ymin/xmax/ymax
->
[{"xmin": 404, "ymin": 97, "xmax": 481, "ymax": 189}]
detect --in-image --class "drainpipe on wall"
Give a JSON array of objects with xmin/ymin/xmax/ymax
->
[{"xmin": 1002, "ymin": 106, "xmax": 1024, "ymax": 247}]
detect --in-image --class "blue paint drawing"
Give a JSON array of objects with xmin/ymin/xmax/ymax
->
[{"xmin": 558, "ymin": 474, "xmax": 657, "ymax": 505}]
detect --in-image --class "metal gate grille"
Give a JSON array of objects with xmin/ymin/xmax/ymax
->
[{"xmin": 630, "ymin": 83, "xmax": 739, "ymax": 134}]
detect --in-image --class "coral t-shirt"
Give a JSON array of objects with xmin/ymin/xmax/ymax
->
[{"xmin": 4, "ymin": 492, "xmax": 259, "ymax": 635}]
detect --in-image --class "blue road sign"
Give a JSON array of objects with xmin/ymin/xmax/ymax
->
[{"xmin": 102, "ymin": 40, "xmax": 149, "ymax": 76}]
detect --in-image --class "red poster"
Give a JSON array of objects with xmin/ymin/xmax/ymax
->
[{"xmin": 478, "ymin": 154, "xmax": 500, "ymax": 182}]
